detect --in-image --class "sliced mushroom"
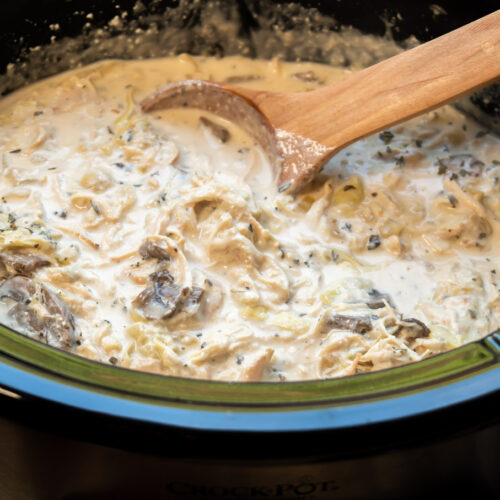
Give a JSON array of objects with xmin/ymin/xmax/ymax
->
[
  {"xmin": 223, "ymin": 74, "xmax": 263, "ymax": 84},
  {"xmin": 0, "ymin": 248, "xmax": 50, "ymax": 274},
  {"xmin": 199, "ymin": 116, "xmax": 230, "ymax": 143},
  {"xmin": 133, "ymin": 282, "xmax": 188, "ymax": 320},
  {"xmin": 366, "ymin": 288, "xmax": 395, "ymax": 309},
  {"xmin": 139, "ymin": 240, "xmax": 171, "ymax": 261},
  {"xmin": 324, "ymin": 314, "xmax": 372, "ymax": 334},
  {"xmin": 291, "ymin": 71, "xmax": 324, "ymax": 84},
  {"xmin": 0, "ymin": 276, "xmax": 76, "ymax": 351},
  {"xmin": 133, "ymin": 271, "xmax": 204, "ymax": 321},
  {"xmin": 394, "ymin": 318, "xmax": 430, "ymax": 345}
]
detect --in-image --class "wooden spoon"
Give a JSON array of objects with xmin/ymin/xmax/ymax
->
[{"xmin": 141, "ymin": 11, "xmax": 500, "ymax": 193}]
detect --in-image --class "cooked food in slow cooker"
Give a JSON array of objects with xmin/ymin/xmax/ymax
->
[{"xmin": 0, "ymin": 55, "xmax": 498, "ymax": 381}]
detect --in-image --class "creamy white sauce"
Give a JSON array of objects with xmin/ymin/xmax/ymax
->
[{"xmin": 0, "ymin": 55, "xmax": 498, "ymax": 381}]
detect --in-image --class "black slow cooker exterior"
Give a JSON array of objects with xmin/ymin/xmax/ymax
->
[{"xmin": 0, "ymin": 1, "xmax": 499, "ymax": 499}]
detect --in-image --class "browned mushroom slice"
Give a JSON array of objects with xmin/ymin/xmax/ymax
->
[
  {"xmin": 0, "ymin": 248, "xmax": 50, "ymax": 274},
  {"xmin": 223, "ymin": 75, "xmax": 263, "ymax": 84},
  {"xmin": 139, "ymin": 240, "xmax": 171, "ymax": 261},
  {"xmin": 366, "ymin": 288, "xmax": 395, "ymax": 309},
  {"xmin": 133, "ymin": 282, "xmax": 188, "ymax": 320},
  {"xmin": 325, "ymin": 314, "xmax": 373, "ymax": 334},
  {"xmin": 133, "ymin": 272, "xmax": 204, "ymax": 321},
  {"xmin": 199, "ymin": 116, "xmax": 231, "ymax": 143},
  {"xmin": 0, "ymin": 275, "xmax": 76, "ymax": 351},
  {"xmin": 291, "ymin": 71, "xmax": 324, "ymax": 84},
  {"xmin": 394, "ymin": 318, "xmax": 430, "ymax": 344}
]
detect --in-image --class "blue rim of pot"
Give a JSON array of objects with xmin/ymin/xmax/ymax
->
[{"xmin": 0, "ymin": 324, "xmax": 499, "ymax": 432}]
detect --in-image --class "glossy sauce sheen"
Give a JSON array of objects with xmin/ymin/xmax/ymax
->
[{"xmin": 0, "ymin": 55, "xmax": 499, "ymax": 381}]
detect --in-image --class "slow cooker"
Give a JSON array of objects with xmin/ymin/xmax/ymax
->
[{"xmin": 0, "ymin": 1, "xmax": 499, "ymax": 499}]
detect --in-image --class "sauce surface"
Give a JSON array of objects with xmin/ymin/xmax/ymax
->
[{"xmin": 0, "ymin": 55, "xmax": 499, "ymax": 381}]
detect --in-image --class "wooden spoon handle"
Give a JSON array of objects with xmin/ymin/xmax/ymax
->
[{"xmin": 249, "ymin": 10, "xmax": 500, "ymax": 151}]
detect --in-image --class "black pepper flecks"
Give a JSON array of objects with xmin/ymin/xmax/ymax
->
[
  {"xmin": 367, "ymin": 235, "xmax": 381, "ymax": 250},
  {"xmin": 437, "ymin": 159, "xmax": 448, "ymax": 175},
  {"xmin": 90, "ymin": 200, "xmax": 101, "ymax": 215},
  {"xmin": 379, "ymin": 130, "xmax": 394, "ymax": 144}
]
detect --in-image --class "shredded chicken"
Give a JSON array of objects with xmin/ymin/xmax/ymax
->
[{"xmin": 0, "ymin": 55, "xmax": 498, "ymax": 381}]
